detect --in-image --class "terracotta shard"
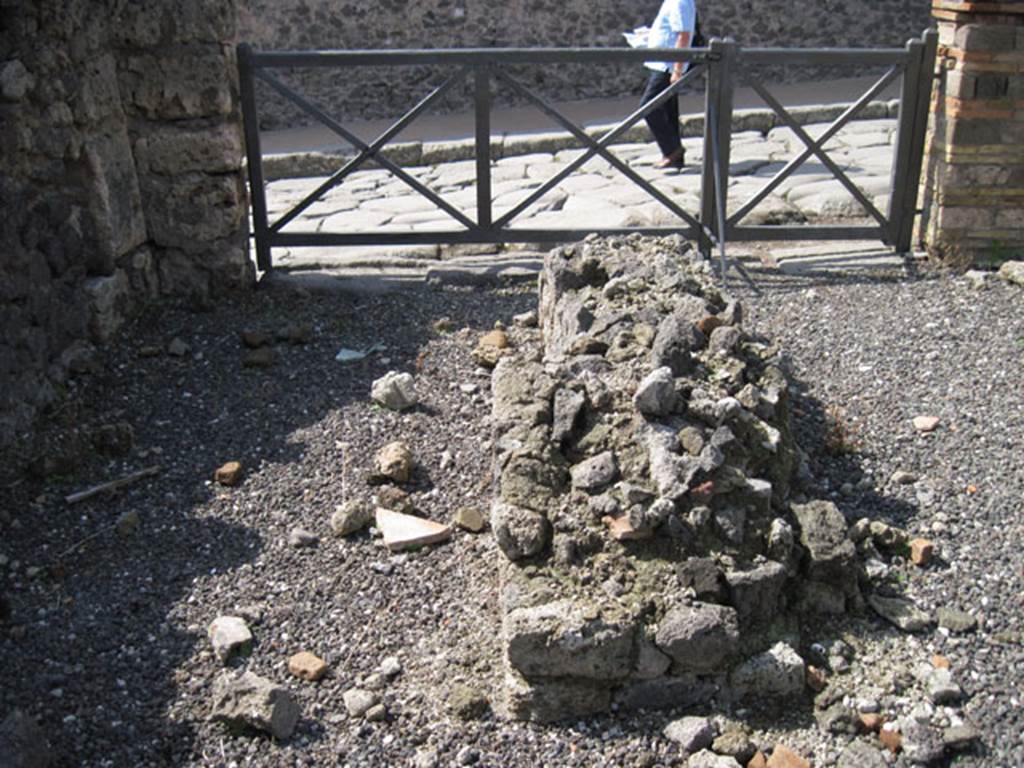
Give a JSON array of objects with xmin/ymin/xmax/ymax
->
[
  {"xmin": 602, "ymin": 515, "xmax": 652, "ymax": 541},
  {"xmin": 375, "ymin": 507, "xmax": 453, "ymax": 551}
]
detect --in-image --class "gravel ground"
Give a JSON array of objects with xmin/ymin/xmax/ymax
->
[{"xmin": 0, "ymin": 255, "xmax": 1022, "ymax": 767}]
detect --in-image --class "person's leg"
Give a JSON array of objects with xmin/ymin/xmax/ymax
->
[{"xmin": 640, "ymin": 70, "xmax": 682, "ymax": 159}]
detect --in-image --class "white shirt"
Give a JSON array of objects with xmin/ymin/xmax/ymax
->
[{"xmin": 644, "ymin": 0, "xmax": 697, "ymax": 72}]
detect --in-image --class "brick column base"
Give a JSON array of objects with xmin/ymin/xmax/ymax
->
[{"xmin": 920, "ymin": 1, "xmax": 1024, "ymax": 267}]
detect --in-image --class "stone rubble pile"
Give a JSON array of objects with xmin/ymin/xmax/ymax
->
[{"xmin": 488, "ymin": 234, "xmax": 861, "ymax": 721}]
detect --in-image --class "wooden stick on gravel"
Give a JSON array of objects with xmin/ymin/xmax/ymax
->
[{"xmin": 64, "ymin": 465, "xmax": 161, "ymax": 505}]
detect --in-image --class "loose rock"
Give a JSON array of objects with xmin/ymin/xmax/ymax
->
[
  {"xmin": 209, "ymin": 670, "xmax": 299, "ymax": 740},
  {"xmin": 867, "ymin": 594, "xmax": 931, "ymax": 632},
  {"xmin": 372, "ymin": 441, "xmax": 414, "ymax": 484},
  {"xmin": 663, "ymin": 715, "xmax": 715, "ymax": 752},
  {"xmin": 342, "ymin": 688, "xmax": 380, "ymax": 718},
  {"xmin": 215, "ymin": 461, "xmax": 244, "ymax": 487},
  {"xmin": 288, "ymin": 528, "xmax": 318, "ymax": 548},
  {"xmin": 329, "ymin": 500, "xmax": 373, "ymax": 536},
  {"xmin": 288, "ymin": 651, "xmax": 328, "ymax": 682},
  {"xmin": 454, "ymin": 506, "xmax": 486, "ymax": 532},
  {"xmin": 371, "ymin": 371, "xmax": 418, "ymax": 411},
  {"xmin": 208, "ymin": 616, "xmax": 253, "ymax": 663}
]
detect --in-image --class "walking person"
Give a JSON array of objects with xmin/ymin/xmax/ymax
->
[{"xmin": 640, "ymin": 0, "xmax": 697, "ymax": 169}]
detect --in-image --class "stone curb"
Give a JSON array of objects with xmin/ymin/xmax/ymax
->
[{"xmin": 262, "ymin": 99, "xmax": 899, "ymax": 181}]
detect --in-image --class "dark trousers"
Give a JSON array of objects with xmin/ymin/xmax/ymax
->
[{"xmin": 640, "ymin": 70, "xmax": 681, "ymax": 158}]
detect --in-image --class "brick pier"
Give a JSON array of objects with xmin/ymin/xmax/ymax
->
[{"xmin": 921, "ymin": 0, "xmax": 1024, "ymax": 263}]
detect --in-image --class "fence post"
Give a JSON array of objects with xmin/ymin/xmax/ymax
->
[
  {"xmin": 474, "ymin": 65, "xmax": 493, "ymax": 229},
  {"xmin": 895, "ymin": 29, "xmax": 939, "ymax": 253},
  {"xmin": 237, "ymin": 43, "xmax": 272, "ymax": 273},
  {"xmin": 701, "ymin": 39, "xmax": 735, "ymax": 257}
]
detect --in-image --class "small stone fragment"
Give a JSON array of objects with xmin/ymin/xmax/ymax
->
[
  {"xmin": 208, "ymin": 616, "xmax": 253, "ymax": 663},
  {"xmin": 491, "ymin": 501, "xmax": 550, "ymax": 559},
  {"xmin": 329, "ymin": 500, "xmax": 373, "ymax": 536},
  {"xmin": 571, "ymin": 451, "xmax": 618, "ymax": 492},
  {"xmin": 912, "ymin": 415, "xmax": 940, "ymax": 433},
  {"xmin": 115, "ymin": 510, "xmax": 140, "ymax": 537},
  {"xmin": 890, "ymin": 470, "xmax": 918, "ymax": 485},
  {"xmin": 380, "ymin": 656, "xmax": 402, "ymax": 678},
  {"xmin": 210, "ymin": 670, "xmax": 299, "ymax": 740},
  {"xmin": 901, "ymin": 719, "xmax": 944, "ymax": 763},
  {"xmin": 688, "ymin": 750, "xmax": 742, "ymax": 768},
  {"xmin": 805, "ymin": 665, "xmax": 827, "ymax": 692},
  {"xmin": 454, "ymin": 506, "xmax": 486, "ymax": 532},
  {"xmin": 603, "ymin": 515, "xmax": 652, "ymax": 541},
  {"xmin": 447, "ymin": 682, "xmax": 489, "ymax": 720},
  {"xmin": 924, "ymin": 667, "xmax": 962, "ymax": 704},
  {"xmin": 288, "ymin": 651, "xmax": 328, "ymax": 682},
  {"xmin": 909, "ymin": 538, "xmax": 934, "ymax": 566},
  {"xmin": 376, "ymin": 485, "xmax": 414, "ymax": 513},
  {"xmin": 342, "ymin": 688, "xmax": 379, "ymax": 717},
  {"xmin": 663, "ymin": 715, "xmax": 714, "ymax": 752},
  {"xmin": 277, "ymin": 322, "xmax": 312, "ymax": 344},
  {"xmin": 942, "ymin": 724, "xmax": 981, "ymax": 751},
  {"xmin": 215, "ymin": 461, "xmax": 244, "ymax": 487},
  {"xmin": 997, "ymin": 260, "xmax": 1024, "ymax": 287},
  {"xmin": 837, "ymin": 741, "xmax": 887, "ymax": 768},
  {"xmin": 472, "ymin": 329, "xmax": 510, "ymax": 367},
  {"xmin": 879, "ymin": 725, "xmax": 902, "ymax": 754},
  {"xmin": 288, "ymin": 528, "xmax": 318, "ymax": 548},
  {"xmin": 371, "ymin": 371, "xmax": 418, "ymax": 411},
  {"xmin": 372, "ymin": 441, "xmax": 414, "ymax": 484},
  {"xmin": 712, "ymin": 730, "xmax": 756, "ymax": 765},
  {"xmin": 730, "ymin": 642, "xmax": 804, "ymax": 699},
  {"xmin": 240, "ymin": 330, "xmax": 272, "ymax": 348},
  {"xmin": 937, "ymin": 607, "xmax": 977, "ymax": 634},
  {"xmin": 243, "ymin": 347, "xmax": 276, "ymax": 368},
  {"xmin": 365, "ymin": 703, "xmax": 387, "ymax": 722},
  {"xmin": 375, "ymin": 508, "xmax": 452, "ymax": 551},
  {"xmin": 867, "ymin": 594, "xmax": 931, "ymax": 632},
  {"xmin": 859, "ymin": 712, "xmax": 886, "ymax": 733},
  {"xmin": 931, "ymin": 654, "xmax": 951, "ymax": 669},
  {"xmin": 765, "ymin": 745, "xmax": 810, "ymax": 768},
  {"xmin": 513, "ymin": 310, "xmax": 538, "ymax": 327},
  {"xmin": 633, "ymin": 366, "xmax": 676, "ymax": 417},
  {"xmin": 167, "ymin": 337, "xmax": 190, "ymax": 357}
]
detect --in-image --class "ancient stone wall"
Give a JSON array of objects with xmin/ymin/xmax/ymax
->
[
  {"xmin": 0, "ymin": 0, "xmax": 252, "ymax": 448},
  {"xmin": 237, "ymin": 0, "xmax": 932, "ymax": 129},
  {"xmin": 920, "ymin": 0, "xmax": 1024, "ymax": 264}
]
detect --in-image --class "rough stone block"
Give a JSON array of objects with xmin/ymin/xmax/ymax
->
[
  {"xmin": 505, "ymin": 599, "xmax": 638, "ymax": 680},
  {"xmin": 955, "ymin": 24, "xmax": 1018, "ymax": 53},
  {"xmin": 84, "ymin": 270, "xmax": 132, "ymax": 342},
  {"xmin": 82, "ymin": 131, "xmax": 146, "ymax": 273},
  {"xmin": 655, "ymin": 602, "xmax": 740, "ymax": 673},
  {"xmin": 142, "ymin": 173, "xmax": 246, "ymax": 252},
  {"xmin": 729, "ymin": 642, "xmax": 805, "ymax": 699},
  {"xmin": 119, "ymin": 49, "xmax": 235, "ymax": 119},
  {"xmin": 135, "ymin": 123, "xmax": 243, "ymax": 176},
  {"xmin": 726, "ymin": 561, "xmax": 788, "ymax": 625},
  {"xmin": 499, "ymin": 669, "xmax": 610, "ymax": 723}
]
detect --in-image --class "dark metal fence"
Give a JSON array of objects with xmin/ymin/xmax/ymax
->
[{"xmin": 238, "ymin": 31, "xmax": 937, "ymax": 281}]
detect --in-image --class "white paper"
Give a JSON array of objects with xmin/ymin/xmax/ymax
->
[{"xmin": 623, "ymin": 26, "xmax": 650, "ymax": 49}]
